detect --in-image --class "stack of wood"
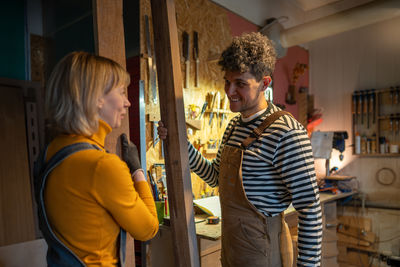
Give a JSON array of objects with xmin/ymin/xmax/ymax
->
[
  {"xmin": 337, "ymin": 215, "xmax": 377, "ymax": 267},
  {"xmin": 321, "ymin": 202, "xmax": 339, "ymax": 267}
]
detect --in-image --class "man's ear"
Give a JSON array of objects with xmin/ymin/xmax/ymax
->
[{"xmin": 261, "ymin": 76, "xmax": 272, "ymax": 91}]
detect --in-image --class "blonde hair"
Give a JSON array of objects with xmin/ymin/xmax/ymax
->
[{"xmin": 45, "ymin": 51, "xmax": 130, "ymax": 136}]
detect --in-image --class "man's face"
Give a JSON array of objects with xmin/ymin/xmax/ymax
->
[{"xmin": 224, "ymin": 71, "xmax": 268, "ymax": 117}]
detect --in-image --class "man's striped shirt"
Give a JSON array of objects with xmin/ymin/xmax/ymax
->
[{"xmin": 188, "ymin": 102, "xmax": 322, "ymax": 266}]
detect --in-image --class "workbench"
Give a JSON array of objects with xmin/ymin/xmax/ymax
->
[{"xmin": 149, "ymin": 191, "xmax": 357, "ymax": 267}]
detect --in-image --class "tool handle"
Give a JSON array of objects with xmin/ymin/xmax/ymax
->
[
  {"xmin": 195, "ymin": 59, "xmax": 199, "ymax": 87},
  {"xmin": 185, "ymin": 60, "xmax": 190, "ymax": 88}
]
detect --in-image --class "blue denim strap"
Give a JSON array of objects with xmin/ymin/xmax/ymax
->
[
  {"xmin": 119, "ymin": 229, "xmax": 127, "ymax": 267},
  {"xmin": 35, "ymin": 142, "xmax": 125, "ymax": 266}
]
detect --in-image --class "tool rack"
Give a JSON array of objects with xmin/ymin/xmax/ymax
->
[{"xmin": 352, "ymin": 87, "xmax": 400, "ymax": 156}]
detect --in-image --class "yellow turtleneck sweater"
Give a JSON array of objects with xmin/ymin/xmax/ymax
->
[{"xmin": 45, "ymin": 120, "xmax": 159, "ymax": 266}]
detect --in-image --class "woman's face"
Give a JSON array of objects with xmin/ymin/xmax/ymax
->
[{"xmin": 98, "ymin": 86, "xmax": 131, "ymax": 128}]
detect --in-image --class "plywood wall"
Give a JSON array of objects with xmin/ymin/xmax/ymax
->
[{"xmin": 140, "ymin": 0, "xmax": 234, "ymax": 198}]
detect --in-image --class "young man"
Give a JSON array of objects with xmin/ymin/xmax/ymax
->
[{"xmin": 159, "ymin": 32, "xmax": 322, "ymax": 267}]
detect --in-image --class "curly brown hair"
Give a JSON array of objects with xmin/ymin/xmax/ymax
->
[{"xmin": 218, "ymin": 32, "xmax": 276, "ymax": 81}]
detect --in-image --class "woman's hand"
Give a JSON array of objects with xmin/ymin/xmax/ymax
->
[
  {"xmin": 157, "ymin": 121, "xmax": 168, "ymax": 140},
  {"xmin": 120, "ymin": 133, "xmax": 145, "ymax": 182}
]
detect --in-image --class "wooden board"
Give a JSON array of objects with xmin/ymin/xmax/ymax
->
[
  {"xmin": 93, "ymin": 0, "xmax": 129, "ymax": 155},
  {"xmin": 337, "ymin": 215, "xmax": 372, "ymax": 232},
  {"xmin": 0, "ymin": 84, "xmax": 35, "ymax": 246},
  {"xmin": 92, "ymin": 1, "xmax": 135, "ymax": 266},
  {"xmin": 337, "ymin": 224, "xmax": 375, "ymax": 243},
  {"xmin": 195, "ymin": 220, "xmax": 221, "ymax": 241},
  {"xmin": 150, "ymin": 0, "xmax": 200, "ymax": 266}
]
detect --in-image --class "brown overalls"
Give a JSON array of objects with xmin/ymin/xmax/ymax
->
[{"xmin": 219, "ymin": 111, "xmax": 293, "ymax": 267}]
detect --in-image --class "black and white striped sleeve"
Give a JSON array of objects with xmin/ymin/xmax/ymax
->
[
  {"xmin": 273, "ymin": 129, "xmax": 323, "ymax": 266},
  {"xmin": 187, "ymin": 141, "xmax": 220, "ymax": 187}
]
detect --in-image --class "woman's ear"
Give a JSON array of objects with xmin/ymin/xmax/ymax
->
[{"xmin": 97, "ymin": 97, "xmax": 104, "ymax": 109}]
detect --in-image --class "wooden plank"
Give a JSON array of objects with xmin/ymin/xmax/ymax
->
[
  {"xmin": 92, "ymin": 1, "xmax": 135, "ymax": 267},
  {"xmin": 195, "ymin": 220, "xmax": 221, "ymax": 241},
  {"xmin": 337, "ymin": 233, "xmax": 371, "ymax": 247},
  {"xmin": 93, "ymin": 0, "xmax": 126, "ymax": 70},
  {"xmin": 150, "ymin": 0, "xmax": 200, "ymax": 266},
  {"xmin": 0, "ymin": 84, "xmax": 36, "ymax": 246},
  {"xmin": 344, "ymin": 250, "xmax": 369, "ymax": 267},
  {"xmin": 93, "ymin": 0, "xmax": 129, "ymax": 155},
  {"xmin": 337, "ymin": 224, "xmax": 376, "ymax": 243},
  {"xmin": 198, "ymin": 238, "xmax": 221, "ymax": 257},
  {"xmin": 337, "ymin": 241, "xmax": 377, "ymax": 253},
  {"xmin": 337, "ymin": 216, "xmax": 372, "ymax": 232}
]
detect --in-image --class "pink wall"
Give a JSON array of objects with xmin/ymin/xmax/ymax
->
[
  {"xmin": 226, "ymin": 11, "xmax": 259, "ymax": 36},
  {"xmin": 273, "ymin": 46, "xmax": 309, "ymax": 119},
  {"xmin": 226, "ymin": 10, "xmax": 309, "ymax": 120}
]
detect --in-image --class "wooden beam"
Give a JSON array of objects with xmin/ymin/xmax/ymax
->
[
  {"xmin": 93, "ymin": 0, "xmax": 129, "ymax": 155},
  {"xmin": 92, "ymin": 1, "xmax": 135, "ymax": 267},
  {"xmin": 150, "ymin": 0, "xmax": 200, "ymax": 266}
]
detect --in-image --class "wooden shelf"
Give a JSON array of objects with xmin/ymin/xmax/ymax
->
[
  {"xmin": 377, "ymin": 115, "xmax": 400, "ymax": 120},
  {"xmin": 205, "ymin": 109, "xmax": 231, "ymax": 114},
  {"xmin": 186, "ymin": 119, "xmax": 202, "ymax": 130},
  {"xmin": 352, "ymin": 88, "xmax": 400, "ymax": 157},
  {"xmin": 354, "ymin": 153, "xmax": 400, "ymax": 157}
]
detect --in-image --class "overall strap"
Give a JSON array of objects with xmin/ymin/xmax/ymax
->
[
  {"xmin": 34, "ymin": 142, "xmax": 101, "ymax": 267},
  {"xmin": 41, "ymin": 143, "xmax": 101, "ymax": 179},
  {"xmin": 34, "ymin": 143, "xmax": 101, "ymax": 203},
  {"xmin": 241, "ymin": 110, "xmax": 293, "ymax": 149}
]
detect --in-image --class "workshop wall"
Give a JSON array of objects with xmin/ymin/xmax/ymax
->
[
  {"xmin": 140, "ymin": 0, "xmax": 310, "ymax": 199},
  {"xmin": 310, "ymin": 15, "xmax": 400, "ymax": 256},
  {"xmin": 140, "ymin": 0, "xmax": 240, "ymax": 199},
  {"xmin": 274, "ymin": 46, "xmax": 309, "ymax": 123}
]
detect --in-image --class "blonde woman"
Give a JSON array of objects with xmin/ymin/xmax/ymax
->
[{"xmin": 35, "ymin": 51, "xmax": 158, "ymax": 266}]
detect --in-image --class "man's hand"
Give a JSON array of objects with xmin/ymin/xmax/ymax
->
[
  {"xmin": 157, "ymin": 121, "xmax": 168, "ymax": 140},
  {"xmin": 316, "ymin": 176, "xmax": 325, "ymax": 188},
  {"xmin": 120, "ymin": 133, "xmax": 144, "ymax": 181}
]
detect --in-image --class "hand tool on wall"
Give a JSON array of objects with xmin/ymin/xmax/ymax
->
[
  {"xmin": 390, "ymin": 87, "xmax": 394, "ymax": 105},
  {"xmin": 145, "ymin": 15, "xmax": 159, "ymax": 147},
  {"xmin": 193, "ymin": 31, "xmax": 199, "ymax": 87},
  {"xmin": 359, "ymin": 92, "xmax": 363, "ymax": 125},
  {"xmin": 360, "ymin": 92, "xmax": 366, "ymax": 124},
  {"xmin": 366, "ymin": 91, "xmax": 370, "ymax": 128},
  {"xmin": 183, "ymin": 31, "xmax": 190, "ymax": 89},
  {"xmin": 198, "ymin": 101, "xmax": 208, "ymax": 120},
  {"xmin": 390, "ymin": 116, "xmax": 394, "ymax": 137},
  {"xmin": 371, "ymin": 90, "xmax": 376, "ymax": 124},
  {"xmin": 220, "ymin": 96, "xmax": 229, "ymax": 127},
  {"xmin": 215, "ymin": 92, "xmax": 221, "ymax": 128},
  {"xmin": 208, "ymin": 92, "xmax": 216, "ymax": 125},
  {"xmin": 352, "ymin": 93, "xmax": 357, "ymax": 125},
  {"xmin": 395, "ymin": 86, "xmax": 399, "ymax": 105}
]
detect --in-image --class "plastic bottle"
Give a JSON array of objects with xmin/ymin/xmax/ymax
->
[
  {"xmin": 361, "ymin": 135, "xmax": 367, "ymax": 154},
  {"xmin": 355, "ymin": 132, "xmax": 361, "ymax": 154},
  {"xmin": 367, "ymin": 138, "xmax": 371, "ymax": 154},
  {"xmin": 379, "ymin": 137, "xmax": 386, "ymax": 154},
  {"xmin": 371, "ymin": 134, "xmax": 377, "ymax": 154}
]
